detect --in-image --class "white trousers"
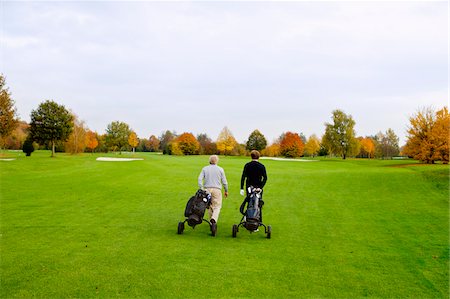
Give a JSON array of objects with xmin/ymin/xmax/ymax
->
[{"xmin": 206, "ymin": 188, "xmax": 223, "ymax": 222}]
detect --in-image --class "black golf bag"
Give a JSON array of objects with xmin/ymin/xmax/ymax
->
[
  {"xmin": 233, "ymin": 186, "xmax": 271, "ymax": 238},
  {"xmin": 178, "ymin": 189, "xmax": 217, "ymax": 236},
  {"xmin": 184, "ymin": 189, "xmax": 212, "ymax": 228},
  {"xmin": 240, "ymin": 187, "xmax": 264, "ymax": 231}
]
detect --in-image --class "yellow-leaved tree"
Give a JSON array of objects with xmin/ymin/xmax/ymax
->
[
  {"xmin": 216, "ymin": 126, "xmax": 237, "ymax": 156},
  {"xmin": 359, "ymin": 137, "xmax": 375, "ymax": 158},
  {"xmin": 65, "ymin": 114, "xmax": 87, "ymax": 154},
  {"xmin": 304, "ymin": 134, "xmax": 321, "ymax": 157},
  {"xmin": 128, "ymin": 132, "xmax": 139, "ymax": 153},
  {"xmin": 403, "ymin": 106, "xmax": 449, "ymax": 164}
]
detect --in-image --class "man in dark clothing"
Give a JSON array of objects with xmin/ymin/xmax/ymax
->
[
  {"xmin": 240, "ymin": 150, "xmax": 267, "ymax": 195},
  {"xmin": 240, "ymin": 150, "xmax": 267, "ymax": 226}
]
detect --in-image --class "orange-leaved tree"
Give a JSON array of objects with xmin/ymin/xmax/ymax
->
[
  {"xmin": 403, "ymin": 106, "xmax": 449, "ymax": 164},
  {"xmin": 176, "ymin": 132, "xmax": 200, "ymax": 155},
  {"xmin": 146, "ymin": 135, "xmax": 160, "ymax": 152},
  {"xmin": 128, "ymin": 132, "xmax": 139, "ymax": 153},
  {"xmin": 431, "ymin": 107, "xmax": 449, "ymax": 163},
  {"xmin": 85, "ymin": 131, "xmax": 98, "ymax": 153},
  {"xmin": 359, "ymin": 137, "xmax": 375, "ymax": 158},
  {"xmin": 280, "ymin": 131, "xmax": 304, "ymax": 158}
]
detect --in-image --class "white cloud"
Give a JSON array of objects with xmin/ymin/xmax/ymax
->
[{"xmin": 2, "ymin": 1, "xmax": 447, "ymax": 145}]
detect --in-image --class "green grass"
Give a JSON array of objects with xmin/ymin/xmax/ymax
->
[{"xmin": 1, "ymin": 151, "xmax": 448, "ymax": 298}]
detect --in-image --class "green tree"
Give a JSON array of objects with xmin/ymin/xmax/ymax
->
[
  {"xmin": 374, "ymin": 130, "xmax": 400, "ymax": 159},
  {"xmin": 30, "ymin": 100, "xmax": 74, "ymax": 157},
  {"xmin": 22, "ymin": 135, "xmax": 35, "ymax": 156},
  {"xmin": 105, "ymin": 121, "xmax": 131, "ymax": 153},
  {"xmin": 246, "ymin": 129, "xmax": 267, "ymax": 152},
  {"xmin": 0, "ymin": 74, "xmax": 18, "ymax": 146},
  {"xmin": 322, "ymin": 109, "xmax": 358, "ymax": 159}
]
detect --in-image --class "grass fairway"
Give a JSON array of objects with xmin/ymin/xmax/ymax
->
[{"xmin": 1, "ymin": 151, "xmax": 448, "ymax": 298}]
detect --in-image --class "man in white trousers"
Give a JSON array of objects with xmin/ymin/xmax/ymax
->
[{"xmin": 198, "ymin": 155, "xmax": 228, "ymax": 224}]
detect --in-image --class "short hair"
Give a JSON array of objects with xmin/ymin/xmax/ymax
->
[
  {"xmin": 250, "ymin": 150, "xmax": 260, "ymax": 160},
  {"xmin": 209, "ymin": 155, "xmax": 219, "ymax": 164}
]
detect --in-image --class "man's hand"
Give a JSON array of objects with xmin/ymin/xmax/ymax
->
[
  {"xmin": 224, "ymin": 191, "xmax": 228, "ymax": 198},
  {"xmin": 240, "ymin": 189, "xmax": 245, "ymax": 196}
]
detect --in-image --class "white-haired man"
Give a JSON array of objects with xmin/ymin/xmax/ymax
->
[{"xmin": 198, "ymin": 155, "xmax": 228, "ymax": 224}]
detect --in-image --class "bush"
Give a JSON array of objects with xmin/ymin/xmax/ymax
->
[{"xmin": 22, "ymin": 136, "xmax": 35, "ymax": 156}]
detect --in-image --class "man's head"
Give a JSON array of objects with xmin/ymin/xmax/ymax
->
[
  {"xmin": 209, "ymin": 155, "xmax": 219, "ymax": 165},
  {"xmin": 250, "ymin": 150, "xmax": 260, "ymax": 160}
]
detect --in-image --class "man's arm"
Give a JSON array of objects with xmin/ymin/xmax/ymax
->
[
  {"xmin": 221, "ymin": 169, "xmax": 228, "ymax": 193},
  {"xmin": 261, "ymin": 165, "xmax": 267, "ymax": 188},
  {"xmin": 240, "ymin": 164, "xmax": 247, "ymax": 189},
  {"xmin": 198, "ymin": 168, "xmax": 205, "ymax": 189}
]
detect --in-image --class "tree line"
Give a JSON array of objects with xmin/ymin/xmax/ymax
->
[{"xmin": 0, "ymin": 74, "xmax": 448, "ymax": 163}]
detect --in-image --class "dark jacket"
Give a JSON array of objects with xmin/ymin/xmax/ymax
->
[{"xmin": 240, "ymin": 160, "xmax": 267, "ymax": 190}]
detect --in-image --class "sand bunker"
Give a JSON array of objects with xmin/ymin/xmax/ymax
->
[{"xmin": 96, "ymin": 157, "xmax": 144, "ymax": 162}]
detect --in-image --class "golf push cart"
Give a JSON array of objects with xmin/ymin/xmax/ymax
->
[
  {"xmin": 232, "ymin": 186, "xmax": 271, "ymax": 239},
  {"xmin": 178, "ymin": 189, "xmax": 218, "ymax": 236}
]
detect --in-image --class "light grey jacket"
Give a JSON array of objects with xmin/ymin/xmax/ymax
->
[{"xmin": 198, "ymin": 164, "xmax": 228, "ymax": 192}]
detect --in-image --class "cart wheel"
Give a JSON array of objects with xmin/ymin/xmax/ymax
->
[
  {"xmin": 177, "ymin": 221, "xmax": 184, "ymax": 235},
  {"xmin": 232, "ymin": 224, "xmax": 238, "ymax": 238},
  {"xmin": 266, "ymin": 225, "xmax": 272, "ymax": 239},
  {"xmin": 211, "ymin": 222, "xmax": 217, "ymax": 237}
]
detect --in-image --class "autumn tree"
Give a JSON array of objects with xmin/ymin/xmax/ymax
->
[
  {"xmin": 176, "ymin": 132, "xmax": 200, "ymax": 155},
  {"xmin": 105, "ymin": 121, "xmax": 131, "ymax": 153},
  {"xmin": 65, "ymin": 114, "xmax": 87, "ymax": 154},
  {"xmin": 0, "ymin": 74, "xmax": 18, "ymax": 147},
  {"xmin": 85, "ymin": 131, "xmax": 98, "ymax": 153},
  {"xmin": 128, "ymin": 132, "xmax": 139, "ymax": 153},
  {"xmin": 167, "ymin": 141, "xmax": 183, "ymax": 155},
  {"xmin": 246, "ymin": 129, "xmax": 267, "ymax": 152},
  {"xmin": 4, "ymin": 120, "xmax": 28, "ymax": 150},
  {"xmin": 322, "ymin": 109, "xmax": 358, "ymax": 159},
  {"xmin": 216, "ymin": 126, "xmax": 237, "ymax": 155},
  {"xmin": 358, "ymin": 137, "xmax": 375, "ymax": 158},
  {"xmin": 403, "ymin": 106, "xmax": 449, "ymax": 164},
  {"xmin": 431, "ymin": 107, "xmax": 450, "ymax": 163},
  {"xmin": 262, "ymin": 142, "xmax": 280, "ymax": 157},
  {"xmin": 30, "ymin": 100, "xmax": 74, "ymax": 157},
  {"xmin": 146, "ymin": 135, "xmax": 160, "ymax": 152},
  {"xmin": 304, "ymin": 134, "xmax": 321, "ymax": 157},
  {"xmin": 159, "ymin": 130, "xmax": 176, "ymax": 154},
  {"xmin": 280, "ymin": 131, "xmax": 304, "ymax": 158},
  {"xmin": 197, "ymin": 133, "xmax": 217, "ymax": 155},
  {"xmin": 374, "ymin": 129, "xmax": 399, "ymax": 159}
]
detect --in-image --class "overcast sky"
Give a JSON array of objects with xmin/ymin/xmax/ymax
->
[{"xmin": 1, "ymin": 1, "xmax": 448, "ymax": 145}]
